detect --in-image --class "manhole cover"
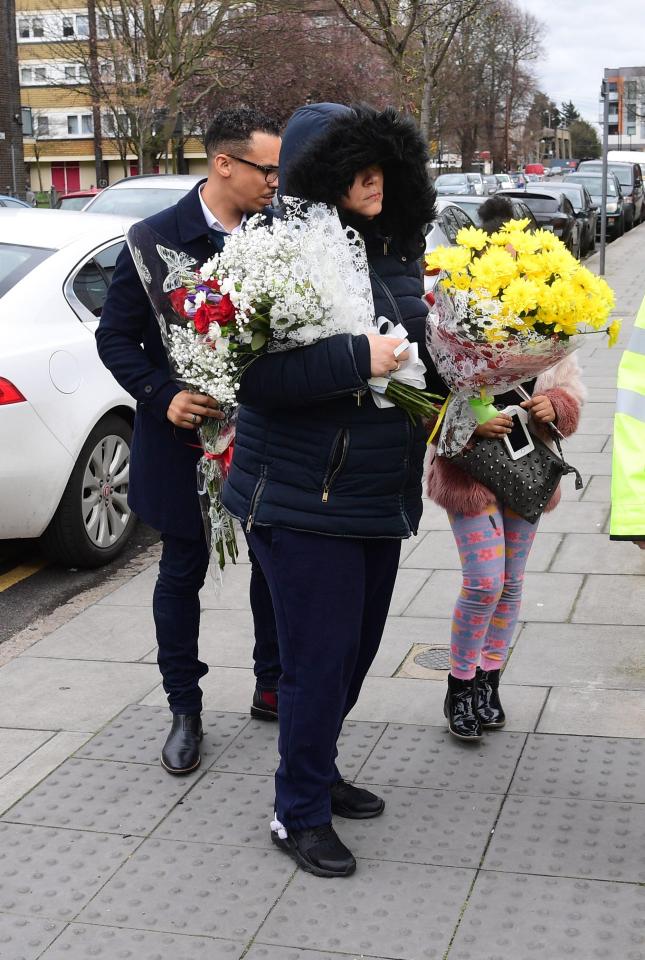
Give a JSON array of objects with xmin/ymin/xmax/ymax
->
[{"xmin": 414, "ymin": 646, "xmax": 451, "ymax": 670}]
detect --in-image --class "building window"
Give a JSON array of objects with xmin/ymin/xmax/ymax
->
[
  {"xmin": 627, "ymin": 104, "xmax": 637, "ymax": 122},
  {"xmin": 76, "ymin": 15, "xmax": 89, "ymax": 36},
  {"xmin": 20, "ymin": 67, "xmax": 32, "ymax": 83},
  {"xmin": 62, "ymin": 16, "xmax": 74, "ymax": 37},
  {"xmin": 18, "ymin": 18, "xmax": 30, "ymax": 37},
  {"xmin": 79, "ymin": 64, "xmax": 89, "ymax": 81},
  {"xmin": 64, "ymin": 66, "xmax": 76, "ymax": 80},
  {"xmin": 33, "ymin": 17, "xmax": 44, "ymax": 37},
  {"xmin": 35, "ymin": 116, "xmax": 49, "ymax": 136},
  {"xmin": 81, "ymin": 115, "xmax": 94, "ymax": 134},
  {"xmin": 67, "ymin": 115, "xmax": 79, "ymax": 135},
  {"xmin": 626, "ymin": 80, "xmax": 638, "ymax": 100},
  {"xmin": 34, "ymin": 67, "xmax": 47, "ymax": 82}
]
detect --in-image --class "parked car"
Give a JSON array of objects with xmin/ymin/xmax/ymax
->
[
  {"xmin": 495, "ymin": 174, "xmax": 514, "ymax": 190},
  {"xmin": 501, "ymin": 189, "xmax": 582, "ymax": 258},
  {"xmin": 0, "ymin": 209, "xmax": 138, "ymax": 566},
  {"xmin": 577, "ymin": 160, "xmax": 644, "ymax": 229},
  {"xmin": 483, "ymin": 175, "xmax": 499, "ymax": 195},
  {"xmin": 529, "ymin": 181, "xmax": 598, "ymax": 255},
  {"xmin": 508, "ymin": 172, "xmax": 527, "ymax": 189},
  {"xmin": 465, "ymin": 172, "xmax": 485, "ymax": 196},
  {"xmin": 84, "ymin": 174, "xmax": 201, "ymax": 218},
  {"xmin": 55, "ymin": 188, "xmax": 102, "ymax": 211},
  {"xmin": 433, "ymin": 173, "xmax": 477, "ymax": 196},
  {"xmin": 564, "ymin": 171, "xmax": 625, "ymax": 240},
  {"xmin": 424, "ymin": 200, "xmax": 477, "ymax": 294},
  {"xmin": 439, "ymin": 194, "xmax": 539, "ymax": 231},
  {"xmin": 0, "ymin": 195, "xmax": 32, "ymax": 209}
]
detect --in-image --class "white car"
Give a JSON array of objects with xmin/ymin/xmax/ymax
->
[
  {"xmin": 83, "ymin": 173, "xmax": 202, "ymax": 218},
  {"xmin": 0, "ymin": 209, "xmax": 138, "ymax": 566}
]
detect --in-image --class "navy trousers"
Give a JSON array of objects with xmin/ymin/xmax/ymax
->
[
  {"xmin": 153, "ymin": 532, "xmax": 281, "ymax": 714},
  {"xmin": 246, "ymin": 525, "xmax": 401, "ymax": 831}
]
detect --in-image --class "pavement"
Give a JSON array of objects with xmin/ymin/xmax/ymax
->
[{"xmin": 0, "ymin": 229, "xmax": 644, "ymax": 960}]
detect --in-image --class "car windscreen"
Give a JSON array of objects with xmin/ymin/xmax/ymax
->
[
  {"xmin": 567, "ymin": 176, "xmax": 617, "ymax": 197},
  {"xmin": 543, "ymin": 185, "xmax": 583, "ymax": 209},
  {"xmin": 579, "ymin": 163, "xmax": 633, "ymax": 188},
  {"xmin": 522, "ymin": 197, "xmax": 559, "ymax": 213},
  {"xmin": 436, "ymin": 175, "xmax": 467, "ymax": 185},
  {"xmin": 59, "ymin": 196, "xmax": 91, "ymax": 210},
  {"xmin": 0, "ymin": 243, "xmax": 54, "ymax": 298},
  {"xmin": 450, "ymin": 200, "xmax": 483, "ymax": 224},
  {"xmin": 86, "ymin": 188, "xmax": 189, "ymax": 217}
]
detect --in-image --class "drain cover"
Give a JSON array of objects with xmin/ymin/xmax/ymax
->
[{"xmin": 413, "ymin": 646, "xmax": 451, "ymax": 670}]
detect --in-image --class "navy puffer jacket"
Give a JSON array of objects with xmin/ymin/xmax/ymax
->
[{"xmin": 222, "ymin": 103, "xmax": 445, "ymax": 539}]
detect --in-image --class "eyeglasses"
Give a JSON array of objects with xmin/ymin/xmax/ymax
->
[{"xmin": 225, "ymin": 154, "xmax": 279, "ymax": 185}]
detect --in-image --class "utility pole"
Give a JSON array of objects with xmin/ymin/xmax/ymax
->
[
  {"xmin": 87, "ymin": 0, "xmax": 105, "ymax": 187},
  {"xmin": 599, "ymin": 77, "xmax": 609, "ymax": 276}
]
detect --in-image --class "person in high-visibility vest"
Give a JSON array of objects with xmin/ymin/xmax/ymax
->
[{"xmin": 611, "ymin": 294, "xmax": 645, "ymax": 549}]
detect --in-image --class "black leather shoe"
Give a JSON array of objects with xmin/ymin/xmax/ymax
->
[
  {"xmin": 250, "ymin": 687, "xmax": 278, "ymax": 721},
  {"xmin": 476, "ymin": 667, "xmax": 506, "ymax": 728},
  {"xmin": 271, "ymin": 822, "xmax": 356, "ymax": 877},
  {"xmin": 330, "ymin": 779, "xmax": 385, "ymax": 819},
  {"xmin": 160, "ymin": 714, "xmax": 203, "ymax": 774},
  {"xmin": 444, "ymin": 675, "xmax": 482, "ymax": 741}
]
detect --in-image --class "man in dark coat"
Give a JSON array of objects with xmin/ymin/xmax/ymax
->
[{"xmin": 96, "ymin": 108, "xmax": 282, "ymax": 774}]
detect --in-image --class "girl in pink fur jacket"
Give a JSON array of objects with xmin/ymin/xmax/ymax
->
[{"xmin": 426, "ymin": 353, "xmax": 586, "ymax": 741}]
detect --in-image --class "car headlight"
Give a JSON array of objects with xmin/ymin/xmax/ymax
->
[{"xmin": 606, "ymin": 202, "xmax": 618, "ymax": 213}]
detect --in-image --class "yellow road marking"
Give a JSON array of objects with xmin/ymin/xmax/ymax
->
[{"xmin": 0, "ymin": 561, "xmax": 48, "ymax": 593}]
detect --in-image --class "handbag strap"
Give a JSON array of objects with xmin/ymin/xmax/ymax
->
[
  {"xmin": 551, "ymin": 433, "xmax": 584, "ymax": 490},
  {"xmin": 369, "ymin": 266, "xmax": 404, "ymax": 326}
]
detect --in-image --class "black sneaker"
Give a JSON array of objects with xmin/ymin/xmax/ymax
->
[
  {"xmin": 271, "ymin": 821, "xmax": 356, "ymax": 877},
  {"xmin": 250, "ymin": 687, "xmax": 278, "ymax": 721},
  {"xmin": 330, "ymin": 780, "xmax": 385, "ymax": 819}
]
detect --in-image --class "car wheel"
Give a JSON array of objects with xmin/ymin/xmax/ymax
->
[
  {"xmin": 625, "ymin": 209, "xmax": 634, "ymax": 231},
  {"xmin": 40, "ymin": 414, "xmax": 136, "ymax": 568},
  {"xmin": 588, "ymin": 231, "xmax": 596, "ymax": 253},
  {"xmin": 618, "ymin": 214, "xmax": 625, "ymax": 238}
]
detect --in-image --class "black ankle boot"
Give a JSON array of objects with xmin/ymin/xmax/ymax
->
[
  {"xmin": 476, "ymin": 667, "xmax": 506, "ymax": 728},
  {"xmin": 444, "ymin": 674, "xmax": 482, "ymax": 741},
  {"xmin": 161, "ymin": 714, "xmax": 203, "ymax": 774}
]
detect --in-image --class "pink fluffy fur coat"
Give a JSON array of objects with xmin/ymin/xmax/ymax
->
[{"xmin": 426, "ymin": 353, "xmax": 587, "ymax": 516}]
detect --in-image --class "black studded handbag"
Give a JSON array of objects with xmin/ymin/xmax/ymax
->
[{"xmin": 448, "ymin": 431, "xmax": 583, "ymax": 524}]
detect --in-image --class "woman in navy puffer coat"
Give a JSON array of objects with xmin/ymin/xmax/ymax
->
[{"xmin": 222, "ymin": 103, "xmax": 446, "ymax": 878}]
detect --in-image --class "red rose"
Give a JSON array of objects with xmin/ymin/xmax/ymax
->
[
  {"xmin": 203, "ymin": 278, "xmax": 220, "ymax": 292},
  {"xmin": 193, "ymin": 304, "xmax": 211, "ymax": 334},
  {"xmin": 217, "ymin": 293, "xmax": 236, "ymax": 324},
  {"xmin": 169, "ymin": 286, "xmax": 188, "ymax": 316}
]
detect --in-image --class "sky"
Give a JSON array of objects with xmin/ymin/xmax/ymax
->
[{"xmin": 515, "ymin": 0, "xmax": 645, "ymax": 128}]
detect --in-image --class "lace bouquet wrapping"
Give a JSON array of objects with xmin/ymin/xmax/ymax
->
[{"xmin": 425, "ymin": 220, "xmax": 620, "ymax": 456}]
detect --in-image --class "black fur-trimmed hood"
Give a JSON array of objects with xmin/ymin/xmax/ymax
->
[{"xmin": 280, "ymin": 102, "xmax": 436, "ymax": 257}]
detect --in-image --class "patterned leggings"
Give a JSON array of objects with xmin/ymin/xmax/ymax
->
[{"xmin": 448, "ymin": 503, "xmax": 538, "ymax": 679}]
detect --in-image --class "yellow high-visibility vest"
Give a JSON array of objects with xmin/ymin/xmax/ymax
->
[{"xmin": 610, "ymin": 295, "xmax": 645, "ymax": 540}]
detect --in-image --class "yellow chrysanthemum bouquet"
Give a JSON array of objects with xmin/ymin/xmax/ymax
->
[{"xmin": 425, "ymin": 219, "xmax": 621, "ymax": 455}]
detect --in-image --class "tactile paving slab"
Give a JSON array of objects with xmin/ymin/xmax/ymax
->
[
  {"xmin": 448, "ymin": 870, "xmax": 645, "ymax": 960},
  {"xmin": 0, "ymin": 914, "xmax": 64, "ymax": 960},
  {"xmin": 75, "ymin": 704, "xmax": 249, "ymax": 768},
  {"xmin": 510, "ymin": 733, "xmax": 645, "ymax": 802},
  {"xmin": 256, "ymin": 860, "xmax": 475, "ymax": 960},
  {"xmin": 40, "ymin": 923, "xmax": 244, "ymax": 959},
  {"xmin": 246, "ymin": 948, "xmax": 383, "ymax": 960},
  {"xmin": 340, "ymin": 785, "xmax": 501, "ymax": 868},
  {"xmin": 0, "ymin": 822, "xmax": 141, "ymax": 919},
  {"xmin": 484, "ymin": 794, "xmax": 645, "ymax": 882},
  {"xmin": 3, "ymin": 757, "xmax": 194, "ymax": 836},
  {"xmin": 78, "ymin": 838, "xmax": 294, "ymax": 940},
  {"xmin": 154, "ymin": 772, "xmax": 274, "ymax": 847},
  {"xmin": 213, "ymin": 719, "xmax": 386, "ymax": 779},
  {"xmin": 357, "ymin": 725, "xmax": 526, "ymax": 794}
]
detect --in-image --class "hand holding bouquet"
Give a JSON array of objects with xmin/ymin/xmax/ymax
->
[{"xmin": 425, "ymin": 218, "xmax": 621, "ymax": 455}]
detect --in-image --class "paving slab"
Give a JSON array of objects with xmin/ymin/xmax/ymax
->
[
  {"xmin": 75, "ymin": 704, "xmax": 250, "ymax": 768},
  {"xmin": 40, "ymin": 924, "xmax": 244, "ymax": 959},
  {"xmin": 98, "ymin": 563, "xmax": 158, "ymax": 607},
  {"xmin": 405, "ymin": 570, "xmax": 583, "ymax": 622},
  {"xmin": 368, "ymin": 617, "xmax": 451, "ymax": 677},
  {"xmin": 537, "ymin": 500, "xmax": 609, "ymax": 533},
  {"xmin": 574, "ymin": 417, "xmax": 614, "ymax": 434},
  {"xmin": 579, "ymin": 402, "xmax": 616, "ymax": 419},
  {"xmin": 2, "ymin": 757, "xmax": 194, "ymax": 835},
  {"xmin": 347, "ymin": 677, "xmax": 546, "ymax": 731},
  {"xmin": 356, "ymin": 724, "xmax": 526, "ymax": 794},
  {"xmin": 255, "ymin": 859, "xmax": 475, "ymax": 960},
  {"xmin": 78, "ymin": 839, "xmax": 293, "ymax": 940},
  {"xmin": 0, "ymin": 728, "xmax": 54, "ymax": 778},
  {"xmin": 24, "ymin": 604, "xmax": 157, "ymax": 662},
  {"xmin": 484, "ymin": 793, "xmax": 645, "ymax": 882},
  {"xmin": 338, "ymin": 785, "xmax": 501, "ymax": 868},
  {"xmin": 0, "ymin": 822, "xmax": 141, "ymax": 920},
  {"xmin": 537, "ymin": 686, "xmax": 645, "ymax": 738},
  {"xmin": 199, "ymin": 564, "xmax": 254, "ymax": 610},
  {"xmin": 245, "ymin": 948, "xmax": 382, "ymax": 960},
  {"xmin": 551, "ymin": 533, "xmax": 645, "ymax": 574},
  {"xmin": 564, "ymin": 433, "xmax": 608, "ymax": 452},
  {"xmin": 573, "ymin": 574, "xmax": 645, "ymax": 624},
  {"xmin": 509, "ymin": 733, "xmax": 645, "ymax": 802},
  {"xmin": 581, "ymin": 474, "xmax": 612, "ymax": 501},
  {"xmin": 0, "ymin": 914, "xmax": 64, "ymax": 960},
  {"xmin": 212, "ymin": 718, "xmax": 384, "ymax": 781},
  {"xmin": 503, "ymin": 623, "xmax": 645, "ymax": 690},
  {"xmin": 561, "ymin": 451, "xmax": 613, "ymax": 476},
  {"xmin": 447, "ymin": 871, "xmax": 645, "ymax": 960},
  {"xmin": 418, "ymin": 501, "xmax": 452, "ymax": 530},
  {"xmin": 0, "ymin": 733, "xmax": 91, "ymax": 817},
  {"xmin": 387, "ymin": 568, "xmax": 431, "ymax": 615},
  {"xmin": 0, "ymin": 658, "xmax": 159, "ymax": 732}
]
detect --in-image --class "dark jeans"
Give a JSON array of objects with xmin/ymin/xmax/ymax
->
[
  {"xmin": 247, "ymin": 525, "xmax": 401, "ymax": 831},
  {"xmin": 153, "ymin": 532, "xmax": 281, "ymax": 714}
]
